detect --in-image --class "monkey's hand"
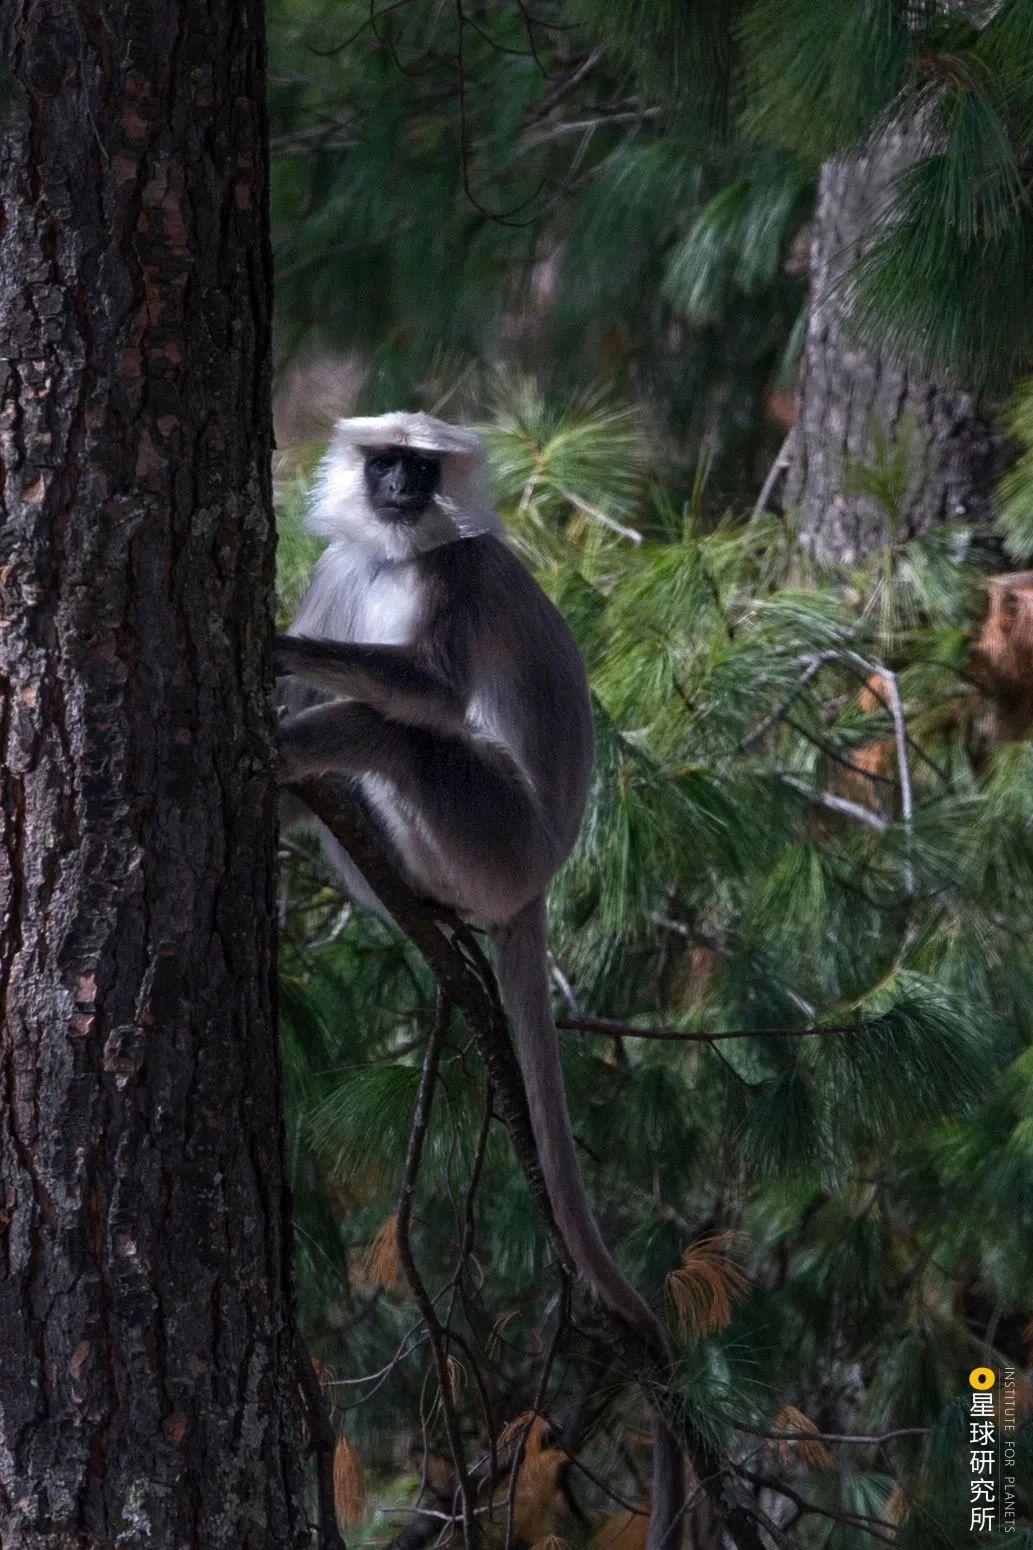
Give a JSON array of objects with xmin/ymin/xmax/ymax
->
[
  {"xmin": 273, "ymin": 634, "xmax": 467, "ymax": 736},
  {"xmin": 274, "ymin": 634, "xmax": 314, "ymax": 680}
]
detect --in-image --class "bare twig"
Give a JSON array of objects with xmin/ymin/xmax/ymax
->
[
  {"xmin": 784, "ymin": 713, "xmax": 895, "ymax": 784},
  {"xmin": 751, "ymin": 425, "xmax": 797, "ymax": 523},
  {"xmin": 738, "ymin": 652, "xmax": 834, "ymax": 752},
  {"xmin": 776, "ymin": 771, "xmax": 889, "ymax": 831},
  {"xmin": 558, "ymin": 1015, "xmax": 859, "ymax": 1044},
  {"xmin": 880, "ymin": 665, "xmax": 914, "ymax": 894},
  {"xmin": 295, "ymin": 1334, "xmax": 348, "ymax": 1550},
  {"xmin": 395, "ymin": 996, "xmax": 479, "ymax": 1550},
  {"xmin": 308, "ymin": 0, "xmax": 419, "ymax": 57},
  {"xmin": 735, "ymin": 1468, "xmax": 897, "ymax": 1544},
  {"xmin": 504, "ymin": 1276, "xmax": 570, "ymax": 1550},
  {"xmin": 522, "ymin": 107, "xmax": 662, "ymax": 147},
  {"xmin": 454, "ymin": 1, "xmax": 544, "ymax": 224},
  {"xmin": 534, "ymin": 47, "xmax": 602, "ymax": 116},
  {"xmin": 554, "ymin": 483, "xmax": 644, "ymax": 544},
  {"xmin": 735, "ymin": 1421, "xmax": 930, "ymax": 1446}
]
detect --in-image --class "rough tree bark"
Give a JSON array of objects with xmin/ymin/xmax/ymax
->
[
  {"xmin": 786, "ymin": 132, "xmax": 1008, "ymax": 563},
  {"xmin": 0, "ymin": 6, "xmax": 306, "ymax": 1548}
]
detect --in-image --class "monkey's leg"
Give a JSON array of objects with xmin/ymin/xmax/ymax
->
[
  {"xmin": 276, "ymin": 635, "xmax": 466, "ymax": 736},
  {"xmin": 279, "ymin": 700, "xmax": 555, "ymax": 918}
]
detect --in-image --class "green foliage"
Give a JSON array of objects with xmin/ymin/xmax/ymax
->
[
  {"xmin": 268, "ymin": 0, "xmax": 1033, "ymax": 1533},
  {"xmin": 663, "ymin": 157, "xmax": 808, "ymax": 323},
  {"xmin": 847, "ymin": 144, "xmax": 1033, "ymax": 387},
  {"xmin": 997, "ymin": 377, "xmax": 1033, "ymax": 560},
  {"xmin": 740, "ymin": 0, "xmax": 910, "ymax": 161}
]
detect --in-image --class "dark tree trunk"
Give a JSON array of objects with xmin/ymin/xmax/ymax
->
[
  {"xmin": 0, "ymin": 6, "xmax": 306, "ymax": 1548},
  {"xmin": 786, "ymin": 135, "xmax": 1008, "ymax": 563}
]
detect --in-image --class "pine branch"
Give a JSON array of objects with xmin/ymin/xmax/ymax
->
[
  {"xmin": 395, "ymin": 996, "xmax": 478, "ymax": 1550},
  {"xmin": 734, "ymin": 1422, "xmax": 930, "ymax": 1446},
  {"xmin": 294, "ymin": 1333, "xmax": 348, "ymax": 1550},
  {"xmin": 734, "ymin": 1468, "xmax": 897, "ymax": 1544},
  {"xmin": 557, "ymin": 1015, "xmax": 859, "ymax": 1043}
]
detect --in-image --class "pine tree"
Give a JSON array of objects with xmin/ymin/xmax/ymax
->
[{"xmin": 0, "ymin": 7, "xmax": 306, "ymax": 1545}]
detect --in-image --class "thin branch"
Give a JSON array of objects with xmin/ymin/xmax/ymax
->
[
  {"xmin": 557, "ymin": 1014, "xmax": 859, "ymax": 1043},
  {"xmin": 738, "ymin": 652, "xmax": 834, "ymax": 752},
  {"xmin": 395, "ymin": 996, "xmax": 479, "ymax": 1550},
  {"xmin": 735, "ymin": 1422, "xmax": 930, "ymax": 1446},
  {"xmin": 736, "ymin": 1468, "xmax": 897, "ymax": 1545},
  {"xmin": 289, "ymin": 778, "xmax": 779, "ymax": 1550},
  {"xmin": 751, "ymin": 425, "xmax": 797, "ymax": 523},
  {"xmin": 308, "ymin": 0, "xmax": 418, "ymax": 57},
  {"xmin": 777, "ymin": 771, "xmax": 889, "ymax": 831},
  {"xmin": 454, "ymin": 1, "xmax": 545, "ymax": 224},
  {"xmin": 295, "ymin": 1334, "xmax": 348, "ymax": 1550},
  {"xmin": 504, "ymin": 1277, "xmax": 570, "ymax": 1550},
  {"xmin": 522, "ymin": 106, "xmax": 662, "ymax": 146},
  {"xmin": 554, "ymin": 482, "xmax": 644, "ymax": 544},
  {"xmin": 534, "ymin": 47, "xmax": 602, "ymax": 116},
  {"xmin": 785, "ymin": 714, "xmax": 895, "ymax": 784},
  {"xmin": 881, "ymin": 665, "xmax": 915, "ymax": 895},
  {"xmin": 443, "ymin": 1087, "xmax": 499, "ymax": 1493},
  {"xmin": 838, "ymin": 649, "xmax": 948, "ymax": 782}
]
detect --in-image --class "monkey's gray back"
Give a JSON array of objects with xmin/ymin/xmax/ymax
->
[
  {"xmin": 288, "ymin": 532, "xmax": 593, "ymax": 920},
  {"xmin": 423, "ymin": 534, "xmax": 593, "ymax": 858}
]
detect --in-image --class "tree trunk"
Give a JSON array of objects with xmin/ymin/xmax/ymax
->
[
  {"xmin": 786, "ymin": 135, "xmax": 1007, "ymax": 563},
  {"xmin": 0, "ymin": 6, "xmax": 306, "ymax": 1548}
]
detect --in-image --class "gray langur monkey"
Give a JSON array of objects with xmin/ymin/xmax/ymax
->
[{"xmin": 276, "ymin": 412, "xmax": 683, "ymax": 1548}]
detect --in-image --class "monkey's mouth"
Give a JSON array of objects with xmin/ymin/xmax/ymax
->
[{"xmin": 378, "ymin": 502, "xmax": 426, "ymax": 525}]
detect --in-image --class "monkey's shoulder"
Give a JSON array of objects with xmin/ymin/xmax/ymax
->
[
  {"xmin": 418, "ymin": 535, "xmax": 588, "ymax": 713},
  {"xmin": 418, "ymin": 534, "xmax": 565, "ymax": 633}
]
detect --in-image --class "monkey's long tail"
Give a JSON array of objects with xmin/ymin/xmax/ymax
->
[{"xmin": 493, "ymin": 897, "xmax": 685, "ymax": 1550}]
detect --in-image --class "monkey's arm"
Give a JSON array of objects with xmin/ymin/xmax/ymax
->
[{"xmin": 275, "ymin": 633, "xmax": 466, "ymax": 735}]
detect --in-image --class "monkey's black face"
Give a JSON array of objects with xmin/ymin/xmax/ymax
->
[{"xmin": 363, "ymin": 447, "xmax": 442, "ymax": 524}]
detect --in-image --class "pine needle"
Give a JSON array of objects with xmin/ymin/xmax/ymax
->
[
  {"xmin": 444, "ymin": 1353, "xmax": 466, "ymax": 1401},
  {"xmin": 883, "ymin": 1484, "xmax": 907, "ymax": 1525},
  {"xmin": 665, "ymin": 1230, "xmax": 748, "ymax": 1336},
  {"xmin": 332, "ymin": 1433, "xmax": 367, "ymax": 1525},
  {"xmin": 355, "ymin": 1212, "xmax": 402, "ymax": 1290},
  {"xmin": 771, "ymin": 1405, "xmax": 832, "ymax": 1470},
  {"xmin": 487, "ymin": 1309, "xmax": 518, "ymax": 1358},
  {"xmin": 499, "ymin": 1411, "xmax": 550, "ymax": 1454}
]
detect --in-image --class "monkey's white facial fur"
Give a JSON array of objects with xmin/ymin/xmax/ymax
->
[{"xmin": 307, "ymin": 411, "xmax": 502, "ymax": 560}]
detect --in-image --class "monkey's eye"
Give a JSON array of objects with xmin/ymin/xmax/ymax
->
[{"xmin": 367, "ymin": 452, "xmax": 396, "ymax": 475}]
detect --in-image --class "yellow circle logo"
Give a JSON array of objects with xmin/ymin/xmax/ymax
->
[{"xmin": 969, "ymin": 1367, "xmax": 996, "ymax": 1390}]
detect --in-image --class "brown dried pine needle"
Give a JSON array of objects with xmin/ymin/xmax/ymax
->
[
  {"xmin": 332, "ymin": 1432, "xmax": 367, "ymax": 1524},
  {"xmin": 771, "ymin": 1406, "xmax": 832, "ymax": 1470},
  {"xmin": 665, "ymin": 1230, "xmax": 747, "ymax": 1336},
  {"xmin": 355, "ymin": 1212, "xmax": 401, "ymax": 1290}
]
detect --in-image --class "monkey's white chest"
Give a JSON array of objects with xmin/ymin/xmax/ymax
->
[
  {"xmin": 292, "ymin": 547, "xmax": 421, "ymax": 648},
  {"xmin": 353, "ymin": 562, "xmax": 421, "ymax": 646}
]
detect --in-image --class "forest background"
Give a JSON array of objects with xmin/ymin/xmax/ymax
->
[{"xmin": 265, "ymin": 3, "xmax": 1033, "ymax": 1547}]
